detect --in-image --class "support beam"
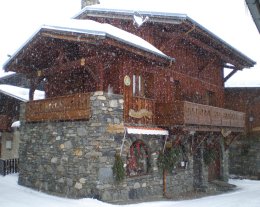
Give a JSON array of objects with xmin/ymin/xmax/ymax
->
[
  {"xmin": 29, "ymin": 76, "xmax": 44, "ymax": 101},
  {"xmin": 224, "ymin": 69, "xmax": 238, "ymax": 82},
  {"xmin": 41, "ymin": 32, "xmax": 102, "ymax": 45}
]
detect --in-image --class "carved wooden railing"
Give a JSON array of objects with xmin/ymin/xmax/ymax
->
[
  {"xmin": 156, "ymin": 101, "xmax": 245, "ymax": 129},
  {"xmin": 124, "ymin": 96, "xmax": 155, "ymax": 125},
  {"xmin": 26, "ymin": 93, "xmax": 91, "ymax": 122},
  {"xmin": 0, "ymin": 115, "xmax": 12, "ymax": 131}
]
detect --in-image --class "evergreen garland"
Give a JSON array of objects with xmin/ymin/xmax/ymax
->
[
  {"xmin": 203, "ymin": 147, "xmax": 217, "ymax": 165},
  {"xmin": 112, "ymin": 153, "xmax": 125, "ymax": 183},
  {"xmin": 157, "ymin": 147, "xmax": 181, "ymax": 173}
]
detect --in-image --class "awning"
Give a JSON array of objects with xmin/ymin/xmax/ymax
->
[{"xmin": 126, "ymin": 126, "xmax": 169, "ymax": 135}]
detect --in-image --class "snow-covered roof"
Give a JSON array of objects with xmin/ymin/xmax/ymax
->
[
  {"xmin": 74, "ymin": 3, "xmax": 255, "ymax": 68},
  {"xmin": 3, "ymin": 19, "xmax": 174, "ymax": 70},
  {"xmin": 0, "ymin": 71, "xmax": 15, "ymax": 79},
  {"xmin": 0, "ymin": 84, "xmax": 45, "ymax": 102},
  {"xmin": 44, "ymin": 19, "xmax": 173, "ymax": 60}
]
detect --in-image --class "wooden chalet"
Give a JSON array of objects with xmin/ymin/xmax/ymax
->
[
  {"xmin": 3, "ymin": 5, "xmax": 256, "ymax": 203},
  {"xmin": 4, "ymin": 16, "xmax": 254, "ymax": 133}
]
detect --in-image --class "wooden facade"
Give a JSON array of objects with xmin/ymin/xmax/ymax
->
[
  {"xmin": 26, "ymin": 93, "xmax": 91, "ymax": 122},
  {"xmin": 3, "ymin": 11, "xmax": 255, "ymax": 132},
  {"xmin": 0, "ymin": 95, "xmax": 20, "ymax": 132},
  {"xmin": 0, "ymin": 115, "xmax": 12, "ymax": 132}
]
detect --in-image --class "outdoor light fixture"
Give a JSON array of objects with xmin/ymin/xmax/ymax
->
[{"xmin": 6, "ymin": 140, "xmax": 12, "ymax": 150}]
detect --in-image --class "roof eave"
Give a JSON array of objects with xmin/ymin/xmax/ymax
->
[
  {"xmin": 185, "ymin": 17, "xmax": 256, "ymax": 68},
  {"xmin": 4, "ymin": 25, "xmax": 174, "ymax": 73},
  {"xmin": 246, "ymin": 0, "xmax": 260, "ymax": 33}
]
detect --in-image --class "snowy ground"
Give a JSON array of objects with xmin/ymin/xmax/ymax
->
[{"xmin": 0, "ymin": 174, "xmax": 260, "ymax": 207}]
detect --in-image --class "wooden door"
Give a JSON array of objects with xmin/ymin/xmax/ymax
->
[{"xmin": 208, "ymin": 146, "xmax": 221, "ymax": 181}]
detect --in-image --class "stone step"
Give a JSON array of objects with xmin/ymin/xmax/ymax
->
[{"xmin": 209, "ymin": 180, "xmax": 236, "ymax": 192}]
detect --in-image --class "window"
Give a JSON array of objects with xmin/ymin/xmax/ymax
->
[
  {"xmin": 205, "ymin": 90, "xmax": 216, "ymax": 106},
  {"xmin": 126, "ymin": 140, "xmax": 150, "ymax": 176},
  {"xmin": 132, "ymin": 73, "xmax": 154, "ymax": 98}
]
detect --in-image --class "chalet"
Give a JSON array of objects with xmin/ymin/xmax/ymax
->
[
  {"xmin": 3, "ymin": 3, "xmax": 255, "ymax": 203},
  {"xmin": 225, "ymin": 87, "xmax": 260, "ymax": 179}
]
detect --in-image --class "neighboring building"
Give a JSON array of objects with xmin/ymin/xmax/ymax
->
[
  {"xmin": 0, "ymin": 73, "xmax": 30, "ymax": 88},
  {"xmin": 225, "ymin": 87, "xmax": 260, "ymax": 179},
  {"xmin": 0, "ymin": 72, "xmax": 44, "ymax": 163},
  {"xmin": 0, "ymin": 81, "xmax": 44, "ymax": 176},
  {"xmin": 0, "ymin": 84, "xmax": 44, "ymax": 159},
  {"xmin": 0, "ymin": 85, "xmax": 21, "ymax": 160},
  {"xmin": 3, "ymin": 4, "xmax": 255, "ymax": 203},
  {"xmin": 246, "ymin": 0, "xmax": 260, "ymax": 33}
]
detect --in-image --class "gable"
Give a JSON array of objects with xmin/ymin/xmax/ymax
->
[
  {"xmin": 74, "ymin": 7, "xmax": 256, "ymax": 70},
  {"xmin": 3, "ymin": 19, "xmax": 174, "ymax": 74}
]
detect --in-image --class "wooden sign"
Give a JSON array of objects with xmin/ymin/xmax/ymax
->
[{"xmin": 129, "ymin": 108, "xmax": 153, "ymax": 119}]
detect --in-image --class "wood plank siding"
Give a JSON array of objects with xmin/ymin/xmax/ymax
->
[
  {"xmin": 25, "ymin": 93, "xmax": 91, "ymax": 122},
  {"xmin": 124, "ymin": 96, "xmax": 155, "ymax": 125},
  {"xmin": 0, "ymin": 115, "xmax": 12, "ymax": 131}
]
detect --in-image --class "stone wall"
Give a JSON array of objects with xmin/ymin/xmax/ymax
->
[
  {"xmin": 18, "ymin": 91, "xmax": 210, "ymax": 203},
  {"xmin": 229, "ymin": 133, "xmax": 260, "ymax": 179}
]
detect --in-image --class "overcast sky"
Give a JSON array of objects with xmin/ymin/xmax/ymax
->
[{"xmin": 0, "ymin": 0, "xmax": 259, "ymax": 87}]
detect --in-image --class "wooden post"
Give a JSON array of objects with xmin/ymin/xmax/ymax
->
[
  {"xmin": 97, "ymin": 62, "xmax": 104, "ymax": 91},
  {"xmin": 163, "ymin": 169, "xmax": 167, "ymax": 197}
]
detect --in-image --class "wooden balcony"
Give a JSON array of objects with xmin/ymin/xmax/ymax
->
[
  {"xmin": 0, "ymin": 115, "xmax": 12, "ymax": 131},
  {"xmin": 156, "ymin": 101, "xmax": 245, "ymax": 131},
  {"xmin": 26, "ymin": 93, "xmax": 91, "ymax": 122}
]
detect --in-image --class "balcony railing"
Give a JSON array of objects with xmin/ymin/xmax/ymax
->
[
  {"xmin": 26, "ymin": 93, "xmax": 91, "ymax": 122},
  {"xmin": 0, "ymin": 115, "xmax": 12, "ymax": 131},
  {"xmin": 156, "ymin": 101, "xmax": 245, "ymax": 130}
]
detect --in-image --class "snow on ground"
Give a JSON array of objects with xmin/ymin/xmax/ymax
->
[{"xmin": 0, "ymin": 174, "xmax": 260, "ymax": 207}]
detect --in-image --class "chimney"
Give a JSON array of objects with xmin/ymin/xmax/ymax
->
[{"xmin": 81, "ymin": 0, "xmax": 100, "ymax": 9}]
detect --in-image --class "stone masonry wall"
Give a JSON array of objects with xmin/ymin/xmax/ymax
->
[
  {"xmin": 229, "ymin": 133, "xmax": 260, "ymax": 179},
  {"xmin": 18, "ymin": 91, "xmax": 195, "ymax": 203}
]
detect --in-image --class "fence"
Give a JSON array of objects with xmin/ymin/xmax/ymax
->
[{"xmin": 0, "ymin": 158, "xmax": 19, "ymax": 176}]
